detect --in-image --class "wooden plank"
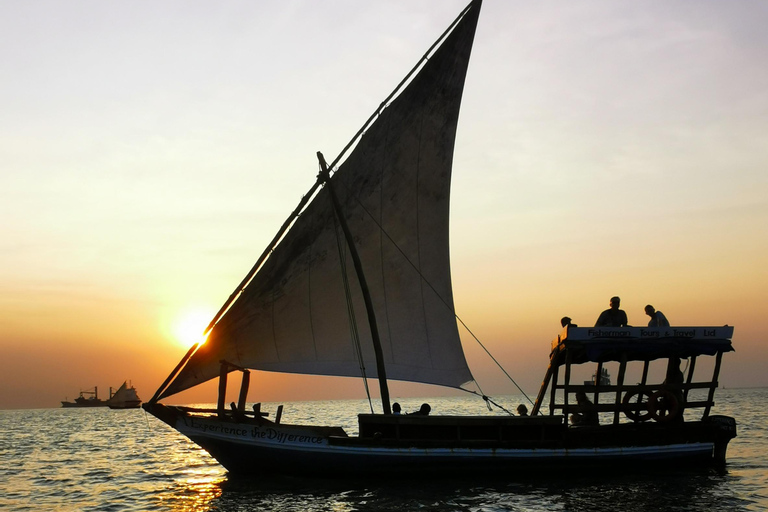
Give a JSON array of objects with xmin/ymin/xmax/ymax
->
[
  {"xmin": 563, "ymin": 351, "xmax": 572, "ymax": 420},
  {"xmin": 217, "ymin": 362, "xmax": 228, "ymax": 417},
  {"xmin": 704, "ymin": 352, "xmax": 723, "ymax": 419},
  {"xmin": 237, "ymin": 370, "xmax": 250, "ymax": 411},
  {"xmin": 554, "ymin": 399, "xmax": 714, "ymax": 414},
  {"xmin": 548, "ymin": 364, "xmax": 560, "ymax": 416},
  {"xmin": 613, "ymin": 356, "xmax": 627, "ymax": 425},
  {"xmin": 684, "ymin": 356, "xmax": 697, "ymax": 402},
  {"xmin": 275, "ymin": 404, "xmax": 284, "ymax": 424},
  {"xmin": 593, "ymin": 362, "xmax": 603, "ymax": 403},
  {"xmin": 532, "ymin": 361, "xmax": 555, "ymax": 416}
]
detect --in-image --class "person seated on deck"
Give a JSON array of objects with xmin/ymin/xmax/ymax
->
[
  {"xmin": 595, "ymin": 296, "xmax": 629, "ymax": 327},
  {"xmin": 517, "ymin": 404, "xmax": 529, "ymax": 416},
  {"xmin": 392, "ymin": 402, "xmax": 402, "ymax": 415},
  {"xmin": 570, "ymin": 391, "xmax": 599, "ymax": 426},
  {"xmin": 409, "ymin": 403, "xmax": 431, "ymax": 415},
  {"xmin": 561, "ymin": 316, "xmax": 578, "ymax": 328},
  {"xmin": 662, "ymin": 357, "xmax": 685, "ymax": 423},
  {"xmin": 644, "ymin": 304, "xmax": 670, "ymax": 327}
]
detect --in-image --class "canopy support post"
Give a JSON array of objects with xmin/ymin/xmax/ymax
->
[
  {"xmin": 593, "ymin": 362, "xmax": 603, "ymax": 402},
  {"xmin": 317, "ymin": 151, "xmax": 392, "ymax": 415},
  {"xmin": 532, "ymin": 361, "xmax": 554, "ymax": 415},
  {"xmin": 684, "ymin": 356, "xmax": 697, "ymax": 402},
  {"xmin": 704, "ymin": 351, "xmax": 723, "ymax": 419},
  {"xmin": 562, "ymin": 350, "xmax": 573, "ymax": 420},
  {"xmin": 548, "ymin": 364, "xmax": 560, "ymax": 416},
  {"xmin": 613, "ymin": 356, "xmax": 628, "ymax": 425}
]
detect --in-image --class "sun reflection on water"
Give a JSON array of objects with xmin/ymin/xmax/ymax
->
[
  {"xmin": 1, "ymin": 392, "xmax": 764, "ymax": 511},
  {"xmin": 152, "ymin": 436, "xmax": 228, "ymax": 511},
  {"xmin": 161, "ymin": 465, "xmax": 226, "ymax": 511}
]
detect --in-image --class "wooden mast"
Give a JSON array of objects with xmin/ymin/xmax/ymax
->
[{"xmin": 317, "ymin": 151, "xmax": 392, "ymax": 415}]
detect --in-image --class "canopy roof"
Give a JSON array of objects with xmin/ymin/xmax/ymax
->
[{"xmin": 551, "ymin": 326, "xmax": 734, "ymax": 366}]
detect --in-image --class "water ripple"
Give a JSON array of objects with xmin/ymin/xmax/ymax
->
[{"xmin": 1, "ymin": 390, "xmax": 767, "ymax": 511}]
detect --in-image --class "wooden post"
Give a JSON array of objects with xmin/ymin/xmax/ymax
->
[
  {"xmin": 549, "ymin": 364, "xmax": 560, "ymax": 416},
  {"xmin": 640, "ymin": 360, "xmax": 650, "ymax": 386},
  {"xmin": 563, "ymin": 351, "xmax": 572, "ymax": 418},
  {"xmin": 684, "ymin": 356, "xmax": 697, "ymax": 402},
  {"xmin": 532, "ymin": 361, "xmax": 555, "ymax": 415},
  {"xmin": 237, "ymin": 370, "xmax": 250, "ymax": 411},
  {"xmin": 533, "ymin": 339, "xmax": 562, "ymax": 416},
  {"xmin": 593, "ymin": 362, "xmax": 603, "ymax": 403},
  {"xmin": 613, "ymin": 356, "xmax": 627, "ymax": 425},
  {"xmin": 704, "ymin": 352, "xmax": 723, "ymax": 419},
  {"xmin": 217, "ymin": 361, "xmax": 228, "ymax": 417},
  {"xmin": 275, "ymin": 405, "xmax": 284, "ymax": 424}
]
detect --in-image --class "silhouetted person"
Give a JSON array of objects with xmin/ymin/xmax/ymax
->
[
  {"xmin": 517, "ymin": 404, "xmax": 529, "ymax": 416},
  {"xmin": 409, "ymin": 403, "xmax": 431, "ymax": 415},
  {"xmin": 656, "ymin": 356, "xmax": 685, "ymax": 423},
  {"xmin": 595, "ymin": 296, "xmax": 629, "ymax": 327},
  {"xmin": 645, "ymin": 305, "xmax": 669, "ymax": 327},
  {"xmin": 561, "ymin": 316, "xmax": 578, "ymax": 328},
  {"xmin": 664, "ymin": 357, "xmax": 684, "ymax": 387},
  {"xmin": 570, "ymin": 391, "xmax": 599, "ymax": 426},
  {"xmin": 392, "ymin": 402, "xmax": 401, "ymax": 415}
]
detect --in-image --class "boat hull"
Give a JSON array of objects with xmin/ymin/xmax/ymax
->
[
  {"xmin": 107, "ymin": 401, "xmax": 142, "ymax": 409},
  {"xmin": 61, "ymin": 400, "xmax": 107, "ymax": 408},
  {"xmin": 143, "ymin": 404, "xmax": 736, "ymax": 477}
]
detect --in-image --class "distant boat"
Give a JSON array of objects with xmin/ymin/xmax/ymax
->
[
  {"xmin": 61, "ymin": 387, "xmax": 107, "ymax": 408},
  {"xmin": 143, "ymin": 0, "xmax": 737, "ymax": 476},
  {"xmin": 106, "ymin": 381, "xmax": 142, "ymax": 409},
  {"xmin": 585, "ymin": 367, "xmax": 611, "ymax": 386}
]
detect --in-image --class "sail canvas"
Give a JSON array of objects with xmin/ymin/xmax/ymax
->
[{"xmin": 160, "ymin": 2, "xmax": 481, "ymax": 400}]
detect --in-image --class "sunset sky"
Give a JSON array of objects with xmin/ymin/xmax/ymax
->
[{"xmin": 1, "ymin": 0, "xmax": 766, "ymax": 410}]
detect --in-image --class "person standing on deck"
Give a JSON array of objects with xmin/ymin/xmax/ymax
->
[
  {"xmin": 645, "ymin": 305, "xmax": 670, "ymax": 327},
  {"xmin": 595, "ymin": 296, "xmax": 629, "ymax": 327}
]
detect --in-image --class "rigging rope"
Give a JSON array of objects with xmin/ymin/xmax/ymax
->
[
  {"xmin": 458, "ymin": 382, "xmax": 515, "ymax": 416},
  {"xmin": 330, "ymin": 175, "xmax": 536, "ymax": 409},
  {"xmin": 330, "ymin": 180, "xmax": 375, "ymax": 414}
]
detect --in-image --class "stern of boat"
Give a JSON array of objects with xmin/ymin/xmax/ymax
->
[{"xmin": 705, "ymin": 415, "xmax": 737, "ymax": 465}]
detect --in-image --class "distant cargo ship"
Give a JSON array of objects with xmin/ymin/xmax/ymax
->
[
  {"xmin": 61, "ymin": 382, "xmax": 142, "ymax": 409},
  {"xmin": 584, "ymin": 367, "xmax": 611, "ymax": 386},
  {"xmin": 61, "ymin": 387, "xmax": 107, "ymax": 408}
]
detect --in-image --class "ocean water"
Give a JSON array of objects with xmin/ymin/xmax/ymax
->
[{"xmin": 1, "ymin": 388, "xmax": 766, "ymax": 512}]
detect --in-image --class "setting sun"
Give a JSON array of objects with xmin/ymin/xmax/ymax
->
[{"xmin": 172, "ymin": 308, "xmax": 214, "ymax": 348}]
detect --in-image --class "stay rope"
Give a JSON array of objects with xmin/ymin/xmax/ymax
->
[
  {"xmin": 331, "ymin": 197, "xmax": 375, "ymax": 414},
  {"xmin": 328, "ymin": 172, "xmax": 535, "ymax": 414}
]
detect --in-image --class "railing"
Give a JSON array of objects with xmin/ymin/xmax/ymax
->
[{"xmin": 535, "ymin": 351, "xmax": 725, "ymax": 424}]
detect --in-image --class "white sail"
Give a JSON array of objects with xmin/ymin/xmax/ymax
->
[
  {"xmin": 160, "ymin": 2, "xmax": 481, "ymax": 399},
  {"xmin": 107, "ymin": 381, "xmax": 141, "ymax": 408}
]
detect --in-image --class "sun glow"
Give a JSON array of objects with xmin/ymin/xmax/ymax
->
[{"xmin": 172, "ymin": 308, "xmax": 214, "ymax": 348}]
